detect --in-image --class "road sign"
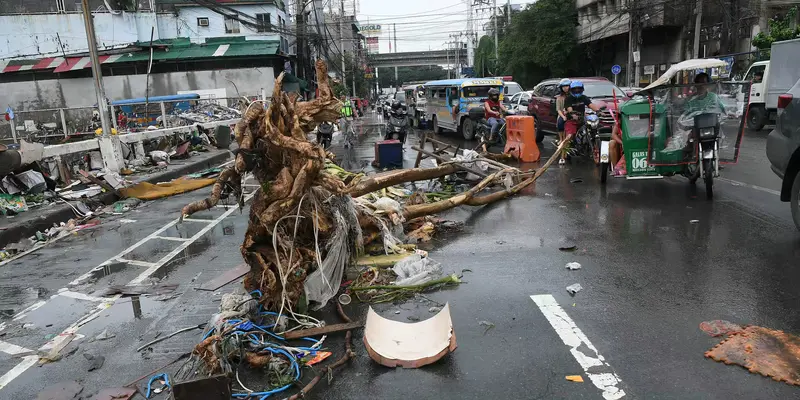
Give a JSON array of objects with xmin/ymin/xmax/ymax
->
[
  {"xmin": 611, "ymin": 65, "xmax": 621, "ymax": 75},
  {"xmin": 632, "ymin": 51, "xmax": 641, "ymax": 63}
]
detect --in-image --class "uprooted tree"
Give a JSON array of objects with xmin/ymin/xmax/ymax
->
[{"xmin": 180, "ymin": 60, "xmax": 553, "ymax": 314}]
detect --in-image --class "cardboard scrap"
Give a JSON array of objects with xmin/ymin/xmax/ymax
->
[{"xmin": 566, "ymin": 375, "xmax": 584, "ymax": 383}]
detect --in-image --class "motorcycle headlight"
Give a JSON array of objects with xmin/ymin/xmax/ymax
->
[
  {"xmin": 394, "ymin": 126, "xmax": 402, "ymax": 132},
  {"xmin": 699, "ymin": 128, "xmax": 715, "ymax": 138}
]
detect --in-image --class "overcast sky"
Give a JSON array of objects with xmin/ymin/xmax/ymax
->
[{"xmin": 356, "ymin": 0, "xmax": 532, "ymax": 54}]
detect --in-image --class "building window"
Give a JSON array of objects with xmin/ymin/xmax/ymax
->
[
  {"xmin": 224, "ymin": 16, "xmax": 241, "ymax": 34},
  {"xmin": 256, "ymin": 13, "xmax": 272, "ymax": 32}
]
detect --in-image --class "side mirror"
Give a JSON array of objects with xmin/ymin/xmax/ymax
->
[{"xmin": 625, "ymin": 91, "xmax": 635, "ymax": 98}]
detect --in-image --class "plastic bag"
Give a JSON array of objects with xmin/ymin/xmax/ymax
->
[
  {"xmin": 455, "ymin": 150, "xmax": 489, "ymax": 181},
  {"xmin": 373, "ymin": 197, "xmax": 401, "ymax": 214},
  {"xmin": 392, "ymin": 254, "xmax": 443, "ymax": 286}
]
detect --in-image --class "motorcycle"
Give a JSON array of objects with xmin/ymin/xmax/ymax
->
[
  {"xmin": 573, "ymin": 109, "xmax": 612, "ymax": 183},
  {"xmin": 473, "ymin": 108, "xmax": 515, "ymax": 149},
  {"xmin": 316, "ymin": 121, "xmax": 334, "ymax": 149},
  {"xmin": 680, "ymin": 112, "xmax": 721, "ymax": 198},
  {"xmin": 384, "ymin": 107, "xmax": 409, "ymax": 143}
]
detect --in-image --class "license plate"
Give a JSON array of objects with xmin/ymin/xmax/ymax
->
[{"xmin": 600, "ymin": 141, "xmax": 610, "ymax": 162}]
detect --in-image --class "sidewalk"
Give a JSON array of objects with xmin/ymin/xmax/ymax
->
[{"xmin": 0, "ymin": 149, "xmax": 232, "ymax": 248}]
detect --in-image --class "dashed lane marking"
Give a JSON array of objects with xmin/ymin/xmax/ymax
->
[{"xmin": 531, "ymin": 295, "xmax": 626, "ymax": 400}]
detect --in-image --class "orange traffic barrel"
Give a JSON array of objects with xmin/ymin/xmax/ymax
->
[{"xmin": 504, "ymin": 116, "xmax": 540, "ymax": 162}]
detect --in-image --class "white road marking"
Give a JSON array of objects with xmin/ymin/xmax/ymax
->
[
  {"xmin": 153, "ymin": 236, "xmax": 191, "ymax": 242},
  {"xmin": 0, "ymin": 341, "xmax": 31, "ymax": 355},
  {"xmin": 717, "ymin": 178, "xmax": 781, "ymax": 196},
  {"xmin": 0, "ymin": 164, "xmax": 255, "ymax": 392},
  {"xmin": 0, "ymin": 356, "xmax": 38, "ymax": 390},
  {"xmin": 531, "ymin": 295, "xmax": 626, "ymax": 400}
]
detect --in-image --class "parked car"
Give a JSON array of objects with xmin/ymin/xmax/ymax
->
[
  {"xmin": 505, "ymin": 90, "xmax": 534, "ymax": 115},
  {"xmin": 766, "ymin": 77, "xmax": 800, "ymax": 230},
  {"xmin": 527, "ymin": 77, "xmax": 629, "ymax": 142},
  {"xmin": 503, "ymin": 81, "xmax": 524, "ymax": 98}
]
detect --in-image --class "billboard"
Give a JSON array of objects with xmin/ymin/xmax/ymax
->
[
  {"xmin": 366, "ymin": 36, "xmax": 379, "ymax": 54},
  {"xmin": 361, "ymin": 24, "xmax": 382, "ymax": 35}
]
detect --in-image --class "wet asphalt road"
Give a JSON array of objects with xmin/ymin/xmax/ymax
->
[{"xmin": 0, "ymin": 113, "xmax": 798, "ymax": 399}]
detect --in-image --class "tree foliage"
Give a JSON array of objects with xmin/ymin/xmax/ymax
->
[
  {"xmin": 752, "ymin": 7, "xmax": 800, "ymax": 50},
  {"xmin": 474, "ymin": 36, "xmax": 497, "ymax": 78},
  {"xmin": 498, "ymin": 0, "xmax": 582, "ymax": 88}
]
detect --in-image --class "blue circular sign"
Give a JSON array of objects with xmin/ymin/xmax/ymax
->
[{"xmin": 611, "ymin": 65, "xmax": 622, "ymax": 75}]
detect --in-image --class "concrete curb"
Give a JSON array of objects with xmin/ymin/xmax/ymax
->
[{"xmin": 0, "ymin": 150, "xmax": 232, "ymax": 248}]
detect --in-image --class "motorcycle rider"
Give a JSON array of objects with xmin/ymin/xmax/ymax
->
[
  {"xmin": 484, "ymin": 88, "xmax": 507, "ymax": 141},
  {"xmin": 340, "ymin": 97, "xmax": 355, "ymax": 148},
  {"xmin": 564, "ymin": 80, "xmax": 603, "ymax": 139},
  {"xmin": 555, "ymin": 78, "xmax": 572, "ymax": 165}
]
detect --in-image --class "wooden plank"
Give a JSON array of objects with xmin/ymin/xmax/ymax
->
[
  {"xmin": 282, "ymin": 321, "xmax": 364, "ymax": 340},
  {"xmin": 414, "ymin": 132, "xmax": 428, "ymax": 168},
  {"xmin": 196, "ymin": 263, "xmax": 250, "ymax": 291}
]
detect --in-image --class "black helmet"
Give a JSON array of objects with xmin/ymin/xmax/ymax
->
[{"xmin": 488, "ymin": 88, "xmax": 500, "ymax": 96}]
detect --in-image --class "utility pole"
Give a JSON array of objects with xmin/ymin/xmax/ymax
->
[
  {"xmin": 493, "ymin": 0, "xmax": 498, "ymax": 61},
  {"xmin": 339, "ymin": 0, "xmax": 347, "ymax": 96},
  {"xmin": 627, "ymin": 10, "xmax": 634, "ymax": 87},
  {"xmin": 80, "ymin": 0, "xmax": 120, "ymax": 172},
  {"xmin": 693, "ymin": 0, "xmax": 703, "ymax": 58},
  {"xmin": 506, "ymin": 0, "xmax": 511, "ymax": 27},
  {"xmin": 393, "ymin": 23, "xmax": 397, "ymax": 53},
  {"xmin": 296, "ymin": 0, "xmax": 305, "ymax": 80}
]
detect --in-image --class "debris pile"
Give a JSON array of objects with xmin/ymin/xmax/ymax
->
[
  {"xmin": 175, "ymin": 103, "xmax": 242, "ymax": 124},
  {"xmin": 173, "ymin": 60, "xmax": 573, "ymax": 397}
]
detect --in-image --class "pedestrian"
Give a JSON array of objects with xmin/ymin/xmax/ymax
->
[{"xmin": 555, "ymin": 78, "xmax": 572, "ymax": 165}]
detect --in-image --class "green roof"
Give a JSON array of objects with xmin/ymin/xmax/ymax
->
[{"xmin": 120, "ymin": 38, "xmax": 280, "ymax": 63}]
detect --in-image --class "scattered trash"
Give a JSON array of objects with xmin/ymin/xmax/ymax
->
[
  {"xmin": 566, "ymin": 375, "xmax": 584, "ymax": 383},
  {"xmin": 478, "ymin": 320, "xmax": 496, "ymax": 335},
  {"xmin": 149, "ymin": 151, "xmax": 171, "ymax": 165},
  {"xmin": 566, "ymin": 283, "xmax": 583, "ymax": 296},
  {"xmin": 392, "ymin": 254, "xmax": 443, "ymax": 286},
  {"xmin": 89, "ymin": 387, "xmax": 137, "ymax": 400},
  {"xmin": 705, "ymin": 325, "xmax": 800, "ymax": 385},
  {"xmin": 699, "ymin": 320, "xmax": 743, "ymax": 337},
  {"xmin": 570, "ymin": 178, "xmax": 584, "ymax": 184},
  {"xmin": 429, "ymin": 306, "xmax": 441, "ymax": 313},
  {"xmin": 121, "ymin": 178, "xmax": 216, "ymax": 201},
  {"xmin": 146, "ymin": 373, "xmax": 171, "ymax": 399},
  {"xmin": 196, "ymin": 263, "xmax": 250, "ymax": 292},
  {"xmin": 364, "ymin": 304, "xmax": 457, "ymax": 368},
  {"xmin": 690, "ymin": 220, "xmax": 700, "ymax": 224},
  {"xmin": 558, "ymin": 238, "xmax": 577, "ymax": 251},
  {"xmin": 35, "ymin": 381, "xmax": 83, "ymax": 400},
  {"xmin": 566, "ymin": 262, "xmax": 582, "ymax": 270},
  {"xmin": 190, "ymin": 272, "xmax": 203, "ymax": 283},
  {"xmin": 101, "ymin": 284, "xmax": 178, "ymax": 297},
  {"xmin": 338, "ymin": 293, "xmax": 352, "ymax": 305},
  {"xmin": 496, "ymin": 240, "xmax": 506, "ymax": 245},
  {"xmin": 407, "ymin": 316, "xmax": 421, "ymax": 322},
  {"xmin": 119, "ymin": 219, "xmax": 137, "ymax": 224},
  {"xmin": 93, "ymin": 329, "xmax": 116, "ymax": 342},
  {"xmin": 84, "ymin": 353, "xmax": 105, "ymax": 371},
  {"xmin": 394, "ymin": 310, "xmax": 401, "ymax": 314},
  {"xmin": 544, "ymin": 193, "xmax": 553, "ymax": 197},
  {"xmin": 38, "ymin": 332, "xmax": 76, "ymax": 364},
  {"xmin": 303, "ymin": 351, "xmax": 333, "ymax": 366},
  {"xmin": 136, "ymin": 324, "xmax": 206, "ymax": 352}
]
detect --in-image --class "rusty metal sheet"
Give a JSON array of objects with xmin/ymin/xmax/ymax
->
[{"xmin": 706, "ymin": 325, "xmax": 800, "ymax": 386}]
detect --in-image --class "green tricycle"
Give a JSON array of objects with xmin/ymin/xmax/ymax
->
[{"xmin": 614, "ymin": 59, "xmax": 747, "ymax": 199}]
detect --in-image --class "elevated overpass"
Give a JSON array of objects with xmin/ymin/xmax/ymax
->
[{"xmin": 370, "ymin": 50, "xmax": 468, "ymax": 68}]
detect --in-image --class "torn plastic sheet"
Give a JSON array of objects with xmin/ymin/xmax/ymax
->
[{"xmin": 363, "ymin": 303, "xmax": 457, "ymax": 368}]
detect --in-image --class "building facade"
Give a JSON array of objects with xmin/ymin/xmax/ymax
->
[{"xmin": 576, "ymin": 0, "xmax": 800, "ymax": 86}]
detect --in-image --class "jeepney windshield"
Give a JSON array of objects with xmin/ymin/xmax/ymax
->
[{"xmin": 462, "ymin": 86, "xmax": 501, "ymax": 99}]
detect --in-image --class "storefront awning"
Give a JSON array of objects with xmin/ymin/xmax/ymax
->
[{"xmin": 1, "ymin": 38, "xmax": 281, "ymax": 74}]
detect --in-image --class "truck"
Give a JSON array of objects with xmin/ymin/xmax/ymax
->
[{"xmin": 743, "ymin": 38, "xmax": 800, "ymax": 130}]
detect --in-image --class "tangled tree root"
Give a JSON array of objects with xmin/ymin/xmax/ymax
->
[{"xmin": 182, "ymin": 60, "xmax": 565, "ymax": 313}]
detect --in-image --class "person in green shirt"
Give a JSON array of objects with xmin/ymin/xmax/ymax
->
[{"xmin": 684, "ymin": 73, "xmax": 727, "ymax": 116}]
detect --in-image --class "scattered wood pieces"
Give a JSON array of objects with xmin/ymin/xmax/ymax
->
[
  {"xmin": 282, "ymin": 321, "xmax": 364, "ymax": 340},
  {"xmin": 196, "ymin": 263, "xmax": 250, "ymax": 291}
]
